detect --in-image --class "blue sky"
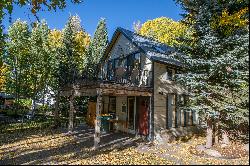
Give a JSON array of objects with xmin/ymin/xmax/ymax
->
[{"xmin": 3, "ymin": 0, "xmax": 183, "ymax": 39}]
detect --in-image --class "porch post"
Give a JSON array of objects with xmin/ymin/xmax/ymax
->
[
  {"xmin": 94, "ymin": 88, "xmax": 102, "ymax": 149},
  {"xmin": 148, "ymin": 96, "xmax": 154, "ymax": 141}
]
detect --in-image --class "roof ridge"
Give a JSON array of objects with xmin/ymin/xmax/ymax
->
[{"xmin": 117, "ymin": 27, "xmax": 172, "ymax": 47}]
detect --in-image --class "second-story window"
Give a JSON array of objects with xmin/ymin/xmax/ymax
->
[
  {"xmin": 167, "ymin": 68, "xmax": 173, "ymax": 80},
  {"xmin": 133, "ymin": 54, "xmax": 140, "ymax": 71},
  {"xmin": 166, "ymin": 68, "xmax": 174, "ymax": 81},
  {"xmin": 107, "ymin": 60, "xmax": 115, "ymax": 80}
]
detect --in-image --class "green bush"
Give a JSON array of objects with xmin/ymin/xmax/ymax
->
[{"xmin": 36, "ymin": 104, "xmax": 53, "ymax": 114}]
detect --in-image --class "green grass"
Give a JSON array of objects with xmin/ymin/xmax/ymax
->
[
  {"xmin": 0, "ymin": 120, "xmax": 54, "ymax": 134},
  {"xmin": 0, "ymin": 116, "xmax": 86, "ymax": 133}
]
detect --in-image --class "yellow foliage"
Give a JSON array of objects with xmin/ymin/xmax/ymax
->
[
  {"xmin": 138, "ymin": 17, "xmax": 192, "ymax": 46},
  {"xmin": 73, "ymin": 30, "xmax": 91, "ymax": 55},
  {"xmin": 0, "ymin": 62, "xmax": 7, "ymax": 91},
  {"xmin": 48, "ymin": 29, "xmax": 63, "ymax": 48},
  {"xmin": 211, "ymin": 7, "xmax": 249, "ymax": 35}
]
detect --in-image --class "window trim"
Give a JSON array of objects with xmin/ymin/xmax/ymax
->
[{"xmin": 108, "ymin": 96, "xmax": 116, "ymax": 113}]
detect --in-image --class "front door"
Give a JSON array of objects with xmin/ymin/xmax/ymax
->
[
  {"xmin": 128, "ymin": 97, "xmax": 135, "ymax": 133},
  {"xmin": 139, "ymin": 99, "xmax": 149, "ymax": 135}
]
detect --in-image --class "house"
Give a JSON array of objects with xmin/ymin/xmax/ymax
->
[
  {"xmin": 61, "ymin": 27, "xmax": 198, "ymax": 146},
  {"xmin": 0, "ymin": 92, "xmax": 14, "ymax": 110}
]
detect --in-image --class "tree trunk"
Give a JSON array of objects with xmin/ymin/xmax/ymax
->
[
  {"xmin": 68, "ymin": 91, "xmax": 75, "ymax": 132},
  {"xmin": 43, "ymin": 87, "xmax": 46, "ymax": 106},
  {"xmin": 221, "ymin": 129, "xmax": 230, "ymax": 145},
  {"xmin": 14, "ymin": 57, "xmax": 18, "ymax": 118},
  {"xmin": 213, "ymin": 119, "xmax": 219, "ymax": 144},
  {"xmin": 205, "ymin": 117, "xmax": 213, "ymax": 148},
  {"xmin": 94, "ymin": 89, "xmax": 102, "ymax": 150},
  {"xmin": 32, "ymin": 98, "xmax": 36, "ymax": 115},
  {"xmin": 54, "ymin": 91, "xmax": 60, "ymax": 127},
  {"xmin": 31, "ymin": 79, "xmax": 37, "ymax": 115}
]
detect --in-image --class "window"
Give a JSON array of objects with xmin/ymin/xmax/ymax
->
[
  {"xmin": 135, "ymin": 53, "xmax": 140, "ymax": 62},
  {"xmin": 148, "ymin": 71, "xmax": 153, "ymax": 86},
  {"xmin": 120, "ymin": 58, "xmax": 127, "ymax": 67},
  {"xmin": 109, "ymin": 97, "xmax": 116, "ymax": 113},
  {"xmin": 107, "ymin": 60, "xmax": 115, "ymax": 80},
  {"xmin": 167, "ymin": 94, "xmax": 176, "ymax": 128},
  {"xmin": 102, "ymin": 63, "xmax": 108, "ymax": 79},
  {"xmin": 134, "ymin": 53, "xmax": 140, "ymax": 69},
  {"xmin": 167, "ymin": 68, "xmax": 173, "ymax": 80}
]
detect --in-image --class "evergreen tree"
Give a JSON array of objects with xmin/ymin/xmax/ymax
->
[
  {"xmin": 86, "ymin": 18, "xmax": 108, "ymax": 78},
  {"xmin": 59, "ymin": 15, "xmax": 89, "ymax": 132},
  {"xmin": 175, "ymin": 0, "xmax": 249, "ymax": 148}
]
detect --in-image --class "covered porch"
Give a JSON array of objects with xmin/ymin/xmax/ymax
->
[{"xmin": 60, "ymin": 81, "xmax": 154, "ymax": 149}]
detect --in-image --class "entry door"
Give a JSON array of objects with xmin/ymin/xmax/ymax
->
[
  {"xmin": 128, "ymin": 97, "xmax": 135, "ymax": 133},
  {"xmin": 139, "ymin": 99, "xmax": 149, "ymax": 135}
]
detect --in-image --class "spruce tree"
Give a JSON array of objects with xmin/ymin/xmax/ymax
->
[
  {"xmin": 86, "ymin": 18, "xmax": 108, "ymax": 78},
  {"xmin": 175, "ymin": 0, "xmax": 249, "ymax": 148}
]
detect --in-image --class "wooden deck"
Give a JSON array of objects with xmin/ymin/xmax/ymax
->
[{"xmin": 60, "ymin": 80, "xmax": 153, "ymax": 97}]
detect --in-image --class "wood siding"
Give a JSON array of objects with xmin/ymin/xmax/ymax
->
[
  {"xmin": 102, "ymin": 33, "xmax": 153, "ymax": 87},
  {"xmin": 153, "ymin": 62, "xmax": 187, "ymax": 133},
  {"xmin": 115, "ymin": 96, "xmax": 127, "ymax": 132},
  {"xmin": 108, "ymin": 34, "xmax": 139, "ymax": 60}
]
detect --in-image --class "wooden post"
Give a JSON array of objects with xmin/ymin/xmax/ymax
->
[
  {"xmin": 148, "ymin": 96, "xmax": 154, "ymax": 141},
  {"xmin": 94, "ymin": 89, "xmax": 102, "ymax": 149}
]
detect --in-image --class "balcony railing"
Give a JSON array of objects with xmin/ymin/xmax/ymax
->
[{"xmin": 103, "ymin": 66, "xmax": 152, "ymax": 87}]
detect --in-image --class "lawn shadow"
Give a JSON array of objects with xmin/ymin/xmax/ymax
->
[{"xmin": 0, "ymin": 125, "xmax": 143, "ymax": 165}]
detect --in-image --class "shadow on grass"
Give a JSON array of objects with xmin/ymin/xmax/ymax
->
[{"xmin": 0, "ymin": 126, "xmax": 143, "ymax": 165}]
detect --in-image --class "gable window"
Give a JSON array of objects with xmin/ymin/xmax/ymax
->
[
  {"xmin": 107, "ymin": 60, "xmax": 115, "ymax": 80},
  {"xmin": 167, "ymin": 68, "xmax": 173, "ymax": 80},
  {"xmin": 134, "ymin": 53, "xmax": 140, "ymax": 69}
]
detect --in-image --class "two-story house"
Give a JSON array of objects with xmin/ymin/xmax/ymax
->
[{"xmin": 61, "ymin": 27, "xmax": 197, "ymax": 143}]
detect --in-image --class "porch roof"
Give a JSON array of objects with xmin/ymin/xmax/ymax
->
[{"xmin": 60, "ymin": 80, "xmax": 153, "ymax": 97}]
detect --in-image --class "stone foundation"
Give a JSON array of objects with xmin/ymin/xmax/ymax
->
[{"xmin": 154, "ymin": 125, "xmax": 204, "ymax": 144}]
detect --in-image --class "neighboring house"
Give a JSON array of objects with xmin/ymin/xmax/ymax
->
[
  {"xmin": 0, "ymin": 92, "xmax": 14, "ymax": 109},
  {"xmin": 33, "ymin": 86, "xmax": 56, "ymax": 108},
  {"xmin": 61, "ymin": 27, "xmax": 198, "ymax": 140}
]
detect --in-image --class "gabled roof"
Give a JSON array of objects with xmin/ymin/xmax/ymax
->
[{"xmin": 103, "ymin": 27, "xmax": 185, "ymax": 68}]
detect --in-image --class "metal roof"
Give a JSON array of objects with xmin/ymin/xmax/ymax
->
[{"xmin": 116, "ymin": 27, "xmax": 185, "ymax": 68}]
